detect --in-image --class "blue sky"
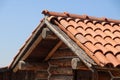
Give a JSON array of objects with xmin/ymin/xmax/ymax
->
[{"xmin": 0, "ymin": 0, "xmax": 120, "ymax": 67}]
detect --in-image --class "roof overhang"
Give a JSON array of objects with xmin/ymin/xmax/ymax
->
[
  {"xmin": 9, "ymin": 20, "xmax": 45, "ymax": 72},
  {"xmin": 9, "ymin": 17, "xmax": 95, "ymax": 72}
]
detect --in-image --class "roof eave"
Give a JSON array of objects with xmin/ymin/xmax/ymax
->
[{"xmin": 9, "ymin": 20, "xmax": 46, "ymax": 71}]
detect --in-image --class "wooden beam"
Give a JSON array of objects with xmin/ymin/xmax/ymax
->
[
  {"xmin": 49, "ymin": 67, "xmax": 73, "ymax": 75},
  {"xmin": 13, "ymin": 35, "xmax": 43, "ymax": 72},
  {"xmin": 11, "ymin": 21, "xmax": 46, "ymax": 72},
  {"xmin": 18, "ymin": 61, "xmax": 48, "ymax": 71},
  {"xmin": 44, "ymin": 40, "xmax": 63, "ymax": 61},
  {"xmin": 71, "ymin": 58, "xmax": 80, "ymax": 69},
  {"xmin": 22, "ymin": 35, "xmax": 43, "ymax": 60},
  {"xmin": 49, "ymin": 58, "xmax": 72, "ymax": 67},
  {"xmin": 10, "ymin": 21, "xmax": 45, "ymax": 70},
  {"xmin": 36, "ymin": 71, "xmax": 48, "ymax": 79},
  {"xmin": 71, "ymin": 58, "xmax": 88, "ymax": 70}
]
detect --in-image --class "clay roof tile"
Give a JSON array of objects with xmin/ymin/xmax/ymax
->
[{"xmin": 43, "ymin": 10, "xmax": 120, "ymax": 68}]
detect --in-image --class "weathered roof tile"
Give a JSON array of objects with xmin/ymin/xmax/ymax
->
[{"xmin": 43, "ymin": 10, "xmax": 120, "ymax": 68}]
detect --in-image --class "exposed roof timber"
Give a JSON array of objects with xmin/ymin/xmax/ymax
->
[
  {"xmin": 18, "ymin": 61, "xmax": 48, "ymax": 71},
  {"xmin": 44, "ymin": 40, "xmax": 63, "ymax": 61},
  {"xmin": 13, "ymin": 35, "xmax": 43, "ymax": 72},
  {"xmin": 41, "ymin": 27, "xmax": 58, "ymax": 40},
  {"xmin": 22, "ymin": 35, "xmax": 42, "ymax": 61},
  {"xmin": 71, "ymin": 58, "xmax": 89, "ymax": 70},
  {"xmin": 44, "ymin": 16, "xmax": 96, "ymax": 69},
  {"xmin": 9, "ymin": 20, "xmax": 45, "ymax": 72}
]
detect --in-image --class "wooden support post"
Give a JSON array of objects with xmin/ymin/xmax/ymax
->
[{"xmin": 44, "ymin": 40, "xmax": 63, "ymax": 61}]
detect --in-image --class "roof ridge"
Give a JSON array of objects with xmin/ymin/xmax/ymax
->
[{"xmin": 42, "ymin": 10, "xmax": 120, "ymax": 24}]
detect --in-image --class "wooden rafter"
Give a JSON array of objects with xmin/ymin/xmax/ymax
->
[
  {"xmin": 44, "ymin": 40, "xmax": 63, "ymax": 61},
  {"xmin": 10, "ymin": 20, "xmax": 46, "ymax": 72},
  {"xmin": 13, "ymin": 35, "xmax": 43, "ymax": 72},
  {"xmin": 22, "ymin": 35, "xmax": 43, "ymax": 60}
]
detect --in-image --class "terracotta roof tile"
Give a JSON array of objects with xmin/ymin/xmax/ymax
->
[{"xmin": 43, "ymin": 10, "xmax": 120, "ymax": 68}]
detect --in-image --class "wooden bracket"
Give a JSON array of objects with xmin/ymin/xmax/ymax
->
[{"xmin": 44, "ymin": 40, "xmax": 63, "ymax": 61}]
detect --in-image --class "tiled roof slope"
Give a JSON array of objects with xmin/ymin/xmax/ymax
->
[{"xmin": 43, "ymin": 10, "xmax": 120, "ymax": 68}]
